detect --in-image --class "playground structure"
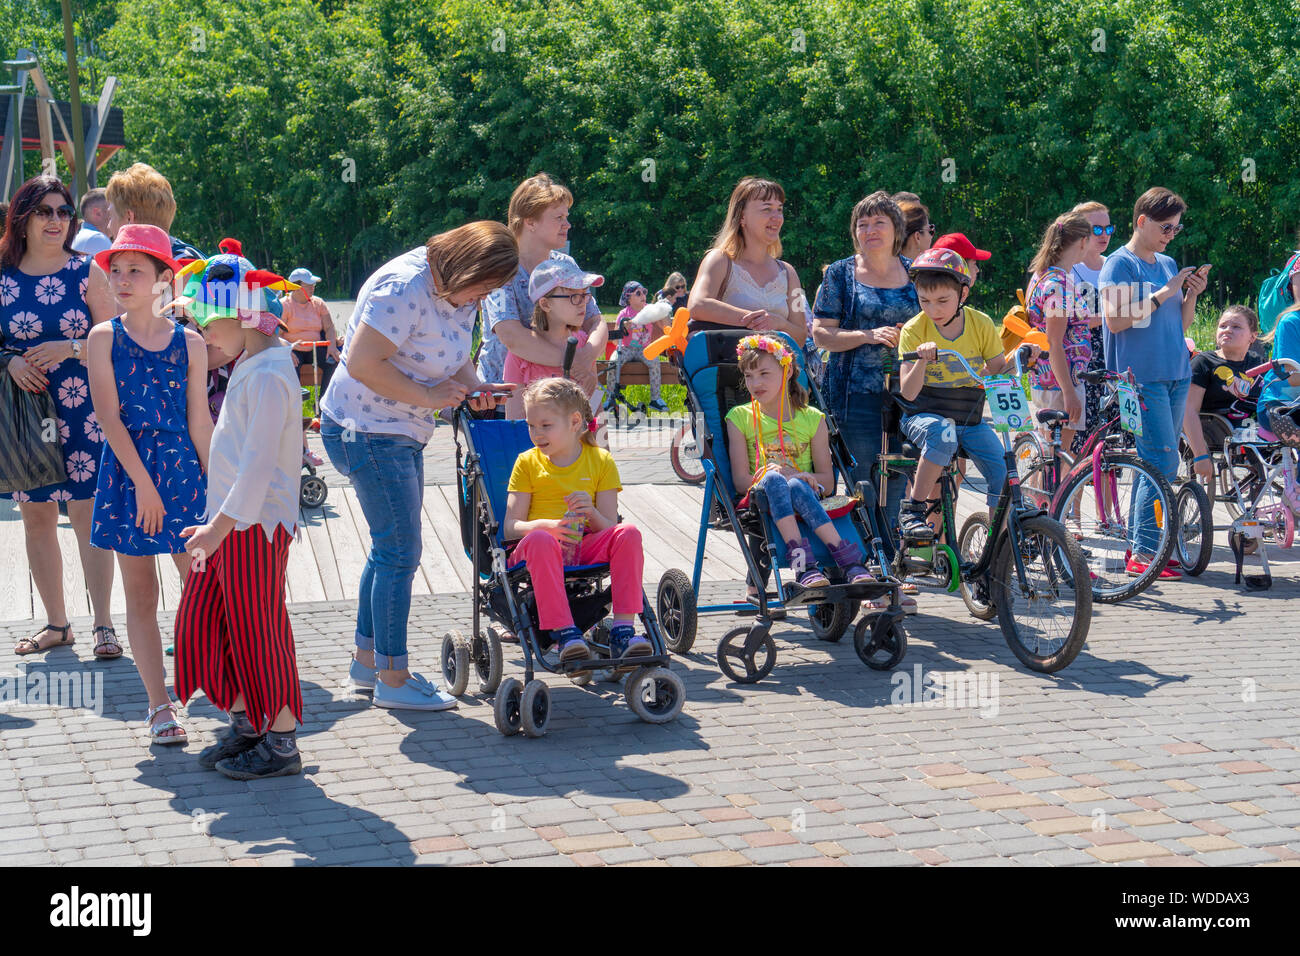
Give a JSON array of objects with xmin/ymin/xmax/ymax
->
[{"xmin": 1, "ymin": 48, "xmax": 122, "ymax": 202}]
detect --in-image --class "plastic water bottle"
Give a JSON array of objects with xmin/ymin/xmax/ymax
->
[{"xmin": 560, "ymin": 510, "xmax": 586, "ymax": 566}]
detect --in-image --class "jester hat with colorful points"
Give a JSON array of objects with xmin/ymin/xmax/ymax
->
[{"xmin": 170, "ymin": 238, "xmax": 298, "ymax": 335}]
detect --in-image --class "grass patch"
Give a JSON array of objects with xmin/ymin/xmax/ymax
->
[{"xmin": 609, "ymin": 383, "xmax": 689, "ymax": 415}]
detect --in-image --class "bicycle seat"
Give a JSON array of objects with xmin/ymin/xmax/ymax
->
[
  {"xmin": 901, "ymin": 441, "xmax": 921, "ymax": 458},
  {"xmin": 1036, "ymin": 409, "xmax": 1069, "ymax": 424},
  {"xmin": 1079, "ymin": 370, "xmax": 1108, "ymax": 385}
]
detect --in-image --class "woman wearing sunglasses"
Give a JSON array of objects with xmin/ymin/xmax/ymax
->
[
  {"xmin": 1069, "ymin": 201, "xmax": 1114, "ymax": 449},
  {"xmin": 1100, "ymin": 187, "xmax": 1207, "ymax": 581},
  {"xmin": 893, "ymin": 192, "xmax": 934, "ymax": 261},
  {"xmin": 1, "ymin": 175, "xmax": 118, "ymax": 657}
]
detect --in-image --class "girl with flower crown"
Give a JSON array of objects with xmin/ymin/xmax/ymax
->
[{"xmin": 724, "ymin": 335, "xmax": 872, "ymax": 588}]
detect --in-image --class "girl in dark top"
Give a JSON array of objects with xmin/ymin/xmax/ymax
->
[{"xmin": 1183, "ymin": 305, "xmax": 1265, "ymax": 482}]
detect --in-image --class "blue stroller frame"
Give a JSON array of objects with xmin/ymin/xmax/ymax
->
[
  {"xmin": 654, "ymin": 329, "xmax": 907, "ymax": 683},
  {"xmin": 447, "ymin": 408, "xmax": 687, "ymax": 737}
]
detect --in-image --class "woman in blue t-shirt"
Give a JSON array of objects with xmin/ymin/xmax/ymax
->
[{"xmin": 1099, "ymin": 187, "xmax": 1206, "ymax": 580}]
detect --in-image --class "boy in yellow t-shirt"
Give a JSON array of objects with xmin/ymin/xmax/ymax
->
[{"xmin": 896, "ymin": 248, "xmax": 1018, "ymax": 541}]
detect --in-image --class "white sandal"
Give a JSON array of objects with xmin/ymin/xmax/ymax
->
[{"xmin": 145, "ymin": 701, "xmax": 188, "ymax": 746}]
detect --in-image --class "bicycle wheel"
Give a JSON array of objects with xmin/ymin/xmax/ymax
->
[
  {"xmin": 1174, "ymin": 480, "xmax": 1214, "ymax": 576},
  {"xmin": 1051, "ymin": 451, "xmax": 1176, "ymax": 603},
  {"xmin": 670, "ymin": 423, "xmax": 705, "ymax": 484},
  {"xmin": 990, "ymin": 514, "xmax": 1092, "ymax": 673},
  {"xmin": 956, "ymin": 512, "xmax": 997, "ymax": 621}
]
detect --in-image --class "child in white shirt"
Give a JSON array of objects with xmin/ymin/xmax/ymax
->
[{"xmin": 168, "ymin": 245, "xmax": 307, "ymax": 780}]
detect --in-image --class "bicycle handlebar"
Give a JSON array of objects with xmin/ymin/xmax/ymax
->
[
  {"xmin": 562, "ymin": 335, "xmax": 579, "ymax": 378},
  {"xmin": 1246, "ymin": 357, "xmax": 1300, "ymax": 379},
  {"xmin": 900, "ymin": 344, "xmax": 1035, "ymax": 383}
]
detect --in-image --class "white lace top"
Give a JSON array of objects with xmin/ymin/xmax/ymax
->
[{"xmin": 723, "ymin": 259, "xmax": 793, "ymax": 320}]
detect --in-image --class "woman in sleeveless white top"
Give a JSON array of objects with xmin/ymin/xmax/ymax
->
[{"xmin": 686, "ymin": 177, "xmax": 807, "ymax": 347}]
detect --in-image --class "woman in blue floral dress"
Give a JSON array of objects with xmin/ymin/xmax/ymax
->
[
  {"xmin": 1, "ymin": 177, "xmax": 117, "ymax": 657},
  {"xmin": 812, "ymin": 191, "xmax": 919, "ymax": 546}
]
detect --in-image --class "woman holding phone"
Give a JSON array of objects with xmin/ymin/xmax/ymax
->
[{"xmin": 1099, "ymin": 187, "xmax": 1207, "ymax": 581}]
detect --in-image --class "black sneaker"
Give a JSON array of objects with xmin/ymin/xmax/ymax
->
[
  {"xmin": 898, "ymin": 504, "xmax": 936, "ymax": 542},
  {"xmin": 197, "ymin": 727, "xmax": 263, "ymax": 770},
  {"xmin": 214, "ymin": 739, "xmax": 302, "ymax": 780}
]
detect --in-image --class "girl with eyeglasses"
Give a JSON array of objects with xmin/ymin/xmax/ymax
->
[
  {"xmin": 503, "ymin": 257, "xmax": 605, "ymax": 421},
  {"xmin": 2, "ymin": 176, "xmax": 119, "ymax": 659},
  {"xmin": 1099, "ymin": 187, "xmax": 1208, "ymax": 581}
]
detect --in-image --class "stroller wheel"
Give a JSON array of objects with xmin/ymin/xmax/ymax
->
[
  {"xmin": 520, "ymin": 680, "xmax": 551, "ymax": 738},
  {"xmin": 493, "ymin": 678, "xmax": 523, "ymax": 736},
  {"xmin": 441, "ymin": 632, "xmax": 470, "ymax": 697},
  {"xmin": 656, "ymin": 569, "xmax": 698, "ymax": 654},
  {"xmin": 808, "ymin": 600, "xmax": 857, "ymax": 642},
  {"xmin": 853, "ymin": 614, "xmax": 907, "ymax": 670},
  {"xmin": 300, "ymin": 475, "xmax": 327, "ymax": 509},
  {"xmin": 716, "ymin": 626, "xmax": 777, "ymax": 684},
  {"xmin": 474, "ymin": 628, "xmax": 504, "ymax": 694},
  {"xmin": 624, "ymin": 667, "xmax": 686, "ymax": 724}
]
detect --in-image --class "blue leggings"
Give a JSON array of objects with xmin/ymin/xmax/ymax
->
[{"xmin": 754, "ymin": 470, "xmax": 831, "ymax": 537}]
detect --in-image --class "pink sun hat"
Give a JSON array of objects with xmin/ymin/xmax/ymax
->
[{"xmin": 94, "ymin": 223, "xmax": 179, "ymax": 274}]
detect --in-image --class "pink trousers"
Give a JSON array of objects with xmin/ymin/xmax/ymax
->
[{"xmin": 511, "ymin": 524, "xmax": 645, "ymax": 629}]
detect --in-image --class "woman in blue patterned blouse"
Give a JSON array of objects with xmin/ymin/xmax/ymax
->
[{"xmin": 812, "ymin": 190, "xmax": 919, "ymax": 548}]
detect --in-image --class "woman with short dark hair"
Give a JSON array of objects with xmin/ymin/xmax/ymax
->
[
  {"xmin": 812, "ymin": 191, "xmax": 920, "ymax": 611},
  {"xmin": 1099, "ymin": 187, "xmax": 1206, "ymax": 580}
]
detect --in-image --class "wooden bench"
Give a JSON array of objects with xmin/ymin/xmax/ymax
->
[{"xmin": 596, "ymin": 359, "xmax": 680, "ymax": 387}]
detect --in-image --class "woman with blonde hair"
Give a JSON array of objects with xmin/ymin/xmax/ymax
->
[
  {"xmin": 686, "ymin": 176, "xmax": 808, "ymax": 346},
  {"xmin": 476, "ymin": 173, "xmax": 608, "ymax": 396},
  {"xmin": 320, "ymin": 221, "xmax": 518, "ymax": 710}
]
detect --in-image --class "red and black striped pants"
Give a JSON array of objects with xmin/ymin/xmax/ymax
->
[{"xmin": 174, "ymin": 525, "xmax": 303, "ymax": 729}]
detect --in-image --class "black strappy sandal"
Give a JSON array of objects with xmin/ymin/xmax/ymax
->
[
  {"xmin": 93, "ymin": 626, "xmax": 123, "ymax": 660},
  {"xmin": 14, "ymin": 623, "xmax": 74, "ymax": 656}
]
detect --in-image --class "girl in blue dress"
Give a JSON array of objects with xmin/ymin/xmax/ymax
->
[{"xmin": 87, "ymin": 224, "xmax": 212, "ymax": 747}]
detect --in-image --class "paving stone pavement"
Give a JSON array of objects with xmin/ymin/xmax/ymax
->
[{"xmin": 3, "ymin": 550, "xmax": 1299, "ymax": 868}]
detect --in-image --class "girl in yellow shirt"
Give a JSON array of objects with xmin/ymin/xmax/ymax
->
[
  {"xmin": 505, "ymin": 377, "xmax": 651, "ymax": 664},
  {"xmin": 724, "ymin": 335, "xmax": 871, "ymax": 588}
]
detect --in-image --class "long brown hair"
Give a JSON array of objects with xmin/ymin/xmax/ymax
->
[
  {"xmin": 1029, "ymin": 212, "xmax": 1093, "ymax": 276},
  {"xmin": 712, "ymin": 177, "xmax": 785, "ymax": 260},
  {"xmin": 425, "ymin": 221, "xmax": 519, "ymax": 301},
  {"xmin": 521, "ymin": 377, "xmax": 600, "ymax": 447},
  {"xmin": 0, "ymin": 176, "xmax": 78, "ymax": 270}
]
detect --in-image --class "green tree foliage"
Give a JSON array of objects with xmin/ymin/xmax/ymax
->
[{"xmin": 9, "ymin": 0, "xmax": 1294, "ymax": 307}]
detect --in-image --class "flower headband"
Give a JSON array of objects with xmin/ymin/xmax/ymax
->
[{"xmin": 737, "ymin": 334, "xmax": 793, "ymax": 368}]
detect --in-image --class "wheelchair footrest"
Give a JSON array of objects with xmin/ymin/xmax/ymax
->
[
  {"xmin": 785, "ymin": 580, "xmax": 900, "ymax": 606},
  {"xmin": 559, "ymin": 653, "xmax": 671, "ymax": 674}
]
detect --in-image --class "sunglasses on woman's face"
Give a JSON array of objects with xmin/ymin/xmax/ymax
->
[
  {"xmin": 1092, "ymin": 225, "xmax": 1115, "ymax": 236},
  {"xmin": 32, "ymin": 203, "xmax": 75, "ymax": 222}
]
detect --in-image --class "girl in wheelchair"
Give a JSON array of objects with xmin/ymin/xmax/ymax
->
[
  {"xmin": 504, "ymin": 377, "xmax": 652, "ymax": 665},
  {"xmin": 724, "ymin": 335, "xmax": 872, "ymax": 588}
]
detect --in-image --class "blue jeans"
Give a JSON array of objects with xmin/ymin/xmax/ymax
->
[
  {"xmin": 838, "ymin": 389, "xmax": 903, "ymax": 537},
  {"xmin": 754, "ymin": 470, "xmax": 831, "ymax": 538},
  {"xmin": 901, "ymin": 414, "xmax": 1007, "ymax": 506},
  {"xmin": 1130, "ymin": 378, "xmax": 1190, "ymax": 555},
  {"xmin": 320, "ymin": 416, "xmax": 424, "ymax": 670}
]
